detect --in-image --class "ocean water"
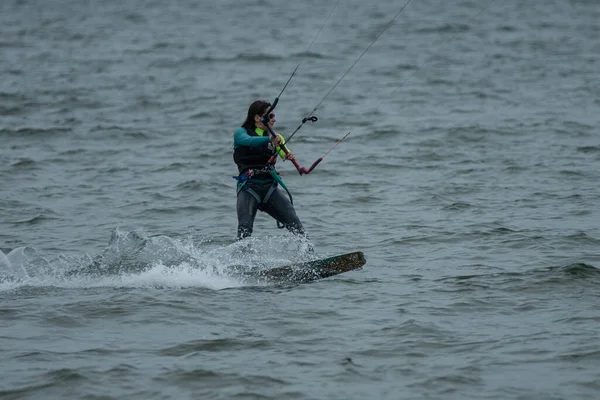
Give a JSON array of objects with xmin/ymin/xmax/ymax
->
[{"xmin": 2, "ymin": 0, "xmax": 600, "ymax": 398}]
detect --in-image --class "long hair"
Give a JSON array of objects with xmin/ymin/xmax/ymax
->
[{"xmin": 241, "ymin": 100, "xmax": 271, "ymax": 131}]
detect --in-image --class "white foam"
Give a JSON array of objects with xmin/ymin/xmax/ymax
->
[{"xmin": 1, "ymin": 233, "xmax": 312, "ymax": 292}]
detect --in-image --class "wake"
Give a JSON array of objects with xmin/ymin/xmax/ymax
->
[{"xmin": 0, "ymin": 229, "xmax": 315, "ymax": 292}]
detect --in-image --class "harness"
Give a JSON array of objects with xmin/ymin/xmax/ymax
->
[{"xmin": 233, "ymin": 167, "xmax": 294, "ymax": 229}]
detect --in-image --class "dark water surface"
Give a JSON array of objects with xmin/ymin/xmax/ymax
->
[{"xmin": 2, "ymin": 0, "xmax": 600, "ymax": 399}]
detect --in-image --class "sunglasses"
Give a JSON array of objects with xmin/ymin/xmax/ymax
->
[{"xmin": 261, "ymin": 112, "xmax": 275, "ymax": 119}]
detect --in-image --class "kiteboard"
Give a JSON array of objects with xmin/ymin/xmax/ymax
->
[{"xmin": 255, "ymin": 251, "xmax": 366, "ymax": 284}]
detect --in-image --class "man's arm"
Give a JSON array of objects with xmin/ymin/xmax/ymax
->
[{"xmin": 233, "ymin": 127, "xmax": 270, "ymax": 149}]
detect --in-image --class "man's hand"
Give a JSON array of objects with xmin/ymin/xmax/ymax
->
[{"xmin": 270, "ymin": 135, "xmax": 282, "ymax": 147}]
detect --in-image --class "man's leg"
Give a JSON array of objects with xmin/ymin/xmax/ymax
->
[
  {"xmin": 236, "ymin": 189, "xmax": 260, "ymax": 240},
  {"xmin": 263, "ymin": 187, "xmax": 308, "ymax": 238}
]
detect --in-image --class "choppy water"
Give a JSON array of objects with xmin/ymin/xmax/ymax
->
[{"xmin": 2, "ymin": 0, "xmax": 600, "ymax": 398}]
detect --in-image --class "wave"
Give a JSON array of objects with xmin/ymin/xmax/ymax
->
[
  {"xmin": 577, "ymin": 145, "xmax": 600, "ymax": 154},
  {"xmin": 148, "ymin": 52, "xmax": 284, "ymax": 68},
  {"xmin": 552, "ymin": 262, "xmax": 600, "ymax": 278},
  {"xmin": 0, "ymin": 229, "xmax": 315, "ymax": 292},
  {"xmin": 437, "ymin": 261, "xmax": 600, "ymax": 293},
  {"xmin": 0, "ymin": 127, "xmax": 72, "ymax": 137},
  {"xmin": 415, "ymin": 23, "xmax": 471, "ymax": 34}
]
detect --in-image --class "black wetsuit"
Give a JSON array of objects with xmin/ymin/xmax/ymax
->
[{"xmin": 233, "ymin": 126, "xmax": 307, "ymax": 240}]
